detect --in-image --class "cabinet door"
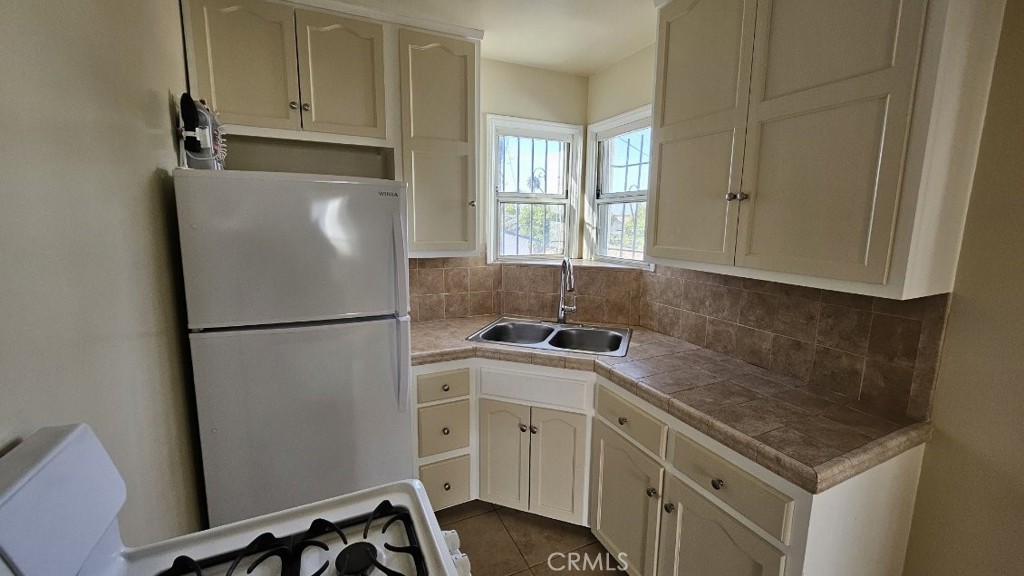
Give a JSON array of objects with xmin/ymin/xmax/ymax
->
[
  {"xmin": 590, "ymin": 421, "xmax": 663, "ymax": 576},
  {"xmin": 735, "ymin": 0, "xmax": 927, "ymax": 283},
  {"xmin": 399, "ymin": 29, "xmax": 478, "ymax": 253},
  {"xmin": 529, "ymin": 407, "xmax": 587, "ymax": 524},
  {"xmin": 296, "ymin": 10, "xmax": 386, "ymax": 138},
  {"xmin": 646, "ymin": 0, "xmax": 757, "ymax": 264},
  {"xmin": 658, "ymin": 475, "xmax": 785, "ymax": 576},
  {"xmin": 478, "ymin": 399, "xmax": 530, "ymax": 510},
  {"xmin": 187, "ymin": 0, "xmax": 300, "ymax": 130}
]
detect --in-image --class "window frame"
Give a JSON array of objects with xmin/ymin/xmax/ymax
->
[
  {"xmin": 584, "ymin": 105, "xmax": 654, "ymax": 268},
  {"xmin": 486, "ymin": 114, "xmax": 583, "ymax": 263}
]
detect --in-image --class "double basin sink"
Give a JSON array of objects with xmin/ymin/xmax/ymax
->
[{"xmin": 466, "ymin": 317, "xmax": 631, "ymax": 357}]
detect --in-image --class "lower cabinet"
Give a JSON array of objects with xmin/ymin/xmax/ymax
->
[
  {"xmin": 419, "ymin": 455, "xmax": 471, "ymax": 511},
  {"xmin": 589, "ymin": 420, "xmax": 664, "ymax": 576},
  {"xmin": 658, "ymin": 474, "xmax": 786, "ymax": 576},
  {"xmin": 478, "ymin": 398, "xmax": 587, "ymax": 524}
]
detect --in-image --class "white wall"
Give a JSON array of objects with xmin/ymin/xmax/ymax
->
[
  {"xmin": 902, "ymin": 2, "xmax": 1024, "ymax": 573},
  {"xmin": 0, "ymin": 0, "xmax": 200, "ymax": 545},
  {"xmin": 481, "ymin": 59, "xmax": 589, "ymax": 125},
  {"xmin": 587, "ymin": 44, "xmax": 656, "ymax": 123}
]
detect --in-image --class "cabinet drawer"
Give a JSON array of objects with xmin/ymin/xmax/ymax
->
[
  {"xmin": 418, "ymin": 399, "xmax": 470, "ymax": 457},
  {"xmin": 417, "ymin": 369, "xmax": 471, "ymax": 404},
  {"xmin": 596, "ymin": 386, "xmax": 667, "ymax": 458},
  {"xmin": 671, "ymin": 431, "xmax": 794, "ymax": 543},
  {"xmin": 419, "ymin": 455, "xmax": 470, "ymax": 510}
]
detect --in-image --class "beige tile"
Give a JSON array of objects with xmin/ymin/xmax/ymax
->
[
  {"xmin": 418, "ymin": 257, "xmax": 446, "ymax": 269},
  {"xmin": 728, "ymin": 373, "xmax": 794, "ymax": 396},
  {"xmin": 437, "ymin": 500, "xmax": 496, "ymax": 527},
  {"xmin": 773, "ymin": 296, "xmax": 820, "ymax": 343},
  {"xmin": 776, "ymin": 283, "xmax": 822, "ymax": 302},
  {"xmin": 445, "ymin": 268, "xmax": 470, "ymax": 294},
  {"xmin": 705, "ymin": 318, "xmax": 738, "ymax": 356},
  {"xmin": 756, "ymin": 426, "xmax": 845, "ymax": 467},
  {"xmin": 808, "ymin": 346, "xmax": 865, "ymax": 398},
  {"xmin": 415, "ymin": 268, "xmax": 445, "ymax": 295},
  {"xmin": 770, "ymin": 336, "xmax": 815, "ymax": 382},
  {"xmin": 640, "ymin": 366, "xmax": 723, "ymax": 394},
  {"xmin": 667, "ymin": 398, "xmax": 715, "ymax": 434},
  {"xmin": 679, "ymin": 281, "xmax": 709, "ymax": 314},
  {"xmin": 448, "ymin": 510, "xmax": 528, "ymax": 576},
  {"xmin": 753, "ymin": 442, "xmax": 817, "ymax": 492},
  {"xmin": 781, "ymin": 415, "xmax": 874, "ymax": 452},
  {"xmin": 820, "ymin": 405, "xmax": 901, "ymax": 438},
  {"xmin": 530, "ymin": 541, "xmax": 620, "ymax": 574},
  {"xmin": 708, "ymin": 403, "xmax": 788, "ymax": 436},
  {"xmin": 417, "ymin": 294, "xmax": 445, "ymax": 321},
  {"xmin": 740, "ymin": 278, "xmax": 779, "ymax": 294},
  {"xmin": 705, "ymin": 284, "xmax": 742, "ymax": 322},
  {"xmin": 858, "ymin": 358, "xmax": 915, "ymax": 421},
  {"xmin": 470, "ymin": 292, "xmax": 495, "ymax": 316},
  {"xmin": 821, "ymin": 290, "xmax": 873, "ymax": 310},
  {"xmin": 871, "ymin": 293, "xmax": 949, "ymax": 320},
  {"xmin": 768, "ymin": 387, "xmax": 839, "ymax": 415},
  {"xmin": 497, "ymin": 507, "xmax": 596, "ymax": 567},
  {"xmin": 637, "ymin": 382, "xmax": 671, "ymax": 411},
  {"xmin": 469, "ymin": 266, "xmax": 497, "ymax": 292},
  {"xmin": 671, "ymin": 381, "xmax": 764, "ymax": 413},
  {"xmin": 445, "ymin": 292, "xmax": 469, "ymax": 318},
  {"xmin": 738, "ymin": 291, "xmax": 778, "ymax": 331},
  {"xmin": 867, "ymin": 313, "xmax": 922, "ymax": 365},
  {"xmin": 676, "ymin": 310, "xmax": 708, "ymax": 346},
  {"xmin": 444, "ymin": 257, "xmax": 473, "ymax": 268},
  {"xmin": 532, "ymin": 352, "xmax": 566, "ymax": 369},
  {"xmin": 816, "ymin": 304, "xmax": 872, "ymax": 355},
  {"xmin": 705, "ymin": 419, "xmax": 763, "ymax": 460},
  {"xmin": 564, "ymin": 355, "xmax": 595, "ymax": 372},
  {"xmin": 735, "ymin": 325, "xmax": 772, "ymax": 368}
]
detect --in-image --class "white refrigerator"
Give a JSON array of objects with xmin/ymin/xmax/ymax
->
[{"xmin": 173, "ymin": 169, "xmax": 413, "ymax": 527}]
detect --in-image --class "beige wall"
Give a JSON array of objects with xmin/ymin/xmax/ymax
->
[
  {"xmin": 0, "ymin": 0, "xmax": 199, "ymax": 545},
  {"xmin": 587, "ymin": 44, "xmax": 656, "ymax": 123},
  {"xmin": 481, "ymin": 59, "xmax": 589, "ymax": 125},
  {"xmin": 902, "ymin": 2, "xmax": 1024, "ymax": 573}
]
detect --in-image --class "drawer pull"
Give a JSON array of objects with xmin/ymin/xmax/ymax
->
[
  {"xmin": 519, "ymin": 423, "xmax": 528, "ymax": 433},
  {"xmin": 442, "ymin": 384, "xmax": 451, "ymax": 392},
  {"xmin": 618, "ymin": 417, "xmax": 628, "ymax": 425},
  {"xmin": 646, "ymin": 487, "xmax": 658, "ymax": 498},
  {"xmin": 442, "ymin": 427, "xmax": 451, "ymax": 436},
  {"xmin": 664, "ymin": 503, "xmax": 676, "ymax": 513},
  {"xmin": 443, "ymin": 482, "xmax": 451, "ymax": 491},
  {"xmin": 530, "ymin": 425, "xmax": 539, "ymax": 435},
  {"xmin": 711, "ymin": 478, "xmax": 725, "ymax": 491}
]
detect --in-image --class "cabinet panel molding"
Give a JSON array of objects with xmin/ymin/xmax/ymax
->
[
  {"xmin": 478, "ymin": 398, "xmax": 531, "ymax": 509},
  {"xmin": 529, "ymin": 407, "xmax": 587, "ymax": 523}
]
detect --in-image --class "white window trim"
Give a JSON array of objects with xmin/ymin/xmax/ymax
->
[
  {"xmin": 485, "ymin": 114, "xmax": 583, "ymax": 263},
  {"xmin": 583, "ymin": 105, "xmax": 654, "ymax": 269}
]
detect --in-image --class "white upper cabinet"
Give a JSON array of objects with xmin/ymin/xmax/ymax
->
[
  {"xmin": 399, "ymin": 29, "xmax": 479, "ymax": 254},
  {"xmin": 187, "ymin": 0, "xmax": 301, "ymax": 130},
  {"xmin": 647, "ymin": 0, "xmax": 1007, "ymax": 298}
]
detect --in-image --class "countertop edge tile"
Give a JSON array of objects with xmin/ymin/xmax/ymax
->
[{"xmin": 411, "ymin": 316, "xmax": 931, "ymax": 493}]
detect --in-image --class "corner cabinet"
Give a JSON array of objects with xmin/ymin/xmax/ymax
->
[
  {"xmin": 185, "ymin": 0, "xmax": 386, "ymax": 138},
  {"xmin": 647, "ymin": 0, "xmax": 1007, "ymax": 298},
  {"xmin": 399, "ymin": 29, "xmax": 479, "ymax": 254}
]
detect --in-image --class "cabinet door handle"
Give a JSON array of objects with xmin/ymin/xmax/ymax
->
[
  {"xmin": 646, "ymin": 487, "xmax": 658, "ymax": 498},
  {"xmin": 530, "ymin": 425, "xmax": 539, "ymax": 434},
  {"xmin": 441, "ymin": 384, "xmax": 451, "ymax": 392},
  {"xmin": 442, "ymin": 427, "xmax": 450, "ymax": 436},
  {"xmin": 711, "ymin": 478, "xmax": 725, "ymax": 491},
  {"xmin": 617, "ymin": 417, "xmax": 628, "ymax": 426},
  {"xmin": 664, "ymin": 503, "xmax": 676, "ymax": 513},
  {"xmin": 443, "ymin": 482, "xmax": 451, "ymax": 491},
  {"xmin": 519, "ymin": 423, "xmax": 528, "ymax": 433},
  {"xmin": 301, "ymin": 103, "xmax": 311, "ymax": 111},
  {"xmin": 289, "ymin": 101, "xmax": 298, "ymax": 110}
]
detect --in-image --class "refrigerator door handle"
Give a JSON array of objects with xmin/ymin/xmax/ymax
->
[
  {"xmin": 393, "ymin": 210, "xmax": 410, "ymax": 316},
  {"xmin": 397, "ymin": 316, "xmax": 411, "ymax": 413}
]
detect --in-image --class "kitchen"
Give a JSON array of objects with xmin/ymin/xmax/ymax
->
[{"xmin": 0, "ymin": 0, "xmax": 1022, "ymax": 575}]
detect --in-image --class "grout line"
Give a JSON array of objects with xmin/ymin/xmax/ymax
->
[{"xmin": 493, "ymin": 507, "xmax": 532, "ymax": 572}]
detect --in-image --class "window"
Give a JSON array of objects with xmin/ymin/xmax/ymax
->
[
  {"xmin": 586, "ymin": 106, "xmax": 652, "ymax": 264},
  {"xmin": 487, "ymin": 116, "xmax": 582, "ymax": 260}
]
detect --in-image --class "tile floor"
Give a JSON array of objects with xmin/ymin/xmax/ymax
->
[{"xmin": 436, "ymin": 501, "xmax": 620, "ymax": 575}]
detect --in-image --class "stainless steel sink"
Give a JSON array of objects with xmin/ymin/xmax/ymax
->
[{"xmin": 467, "ymin": 317, "xmax": 631, "ymax": 357}]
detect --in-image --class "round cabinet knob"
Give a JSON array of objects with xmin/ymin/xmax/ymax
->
[
  {"xmin": 443, "ymin": 483, "xmax": 451, "ymax": 491},
  {"xmin": 442, "ymin": 427, "xmax": 451, "ymax": 436},
  {"xmin": 736, "ymin": 192, "xmax": 750, "ymax": 201},
  {"xmin": 711, "ymin": 478, "xmax": 725, "ymax": 491},
  {"xmin": 468, "ymin": 200, "xmax": 477, "ymax": 207},
  {"xmin": 530, "ymin": 425, "xmax": 539, "ymax": 434},
  {"xmin": 617, "ymin": 417, "xmax": 628, "ymax": 426},
  {"xmin": 519, "ymin": 423, "xmax": 528, "ymax": 433},
  {"xmin": 725, "ymin": 192, "xmax": 738, "ymax": 201},
  {"xmin": 289, "ymin": 101, "xmax": 298, "ymax": 109},
  {"xmin": 442, "ymin": 384, "xmax": 451, "ymax": 392},
  {"xmin": 646, "ymin": 487, "xmax": 658, "ymax": 498},
  {"xmin": 301, "ymin": 103, "xmax": 311, "ymax": 111},
  {"xmin": 664, "ymin": 503, "xmax": 676, "ymax": 513}
]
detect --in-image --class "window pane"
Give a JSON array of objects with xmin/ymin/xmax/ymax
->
[
  {"xmin": 601, "ymin": 127, "xmax": 651, "ymax": 195},
  {"xmin": 499, "ymin": 202, "xmax": 566, "ymax": 256},
  {"xmin": 597, "ymin": 201, "xmax": 647, "ymax": 261},
  {"xmin": 496, "ymin": 135, "xmax": 566, "ymax": 196}
]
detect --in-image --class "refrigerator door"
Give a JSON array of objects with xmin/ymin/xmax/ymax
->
[
  {"xmin": 189, "ymin": 318, "xmax": 413, "ymax": 526},
  {"xmin": 174, "ymin": 169, "xmax": 409, "ymax": 329}
]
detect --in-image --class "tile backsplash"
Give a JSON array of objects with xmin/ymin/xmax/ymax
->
[{"xmin": 409, "ymin": 256, "xmax": 950, "ymax": 424}]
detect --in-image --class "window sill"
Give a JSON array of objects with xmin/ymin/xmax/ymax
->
[{"xmin": 491, "ymin": 257, "xmax": 653, "ymax": 271}]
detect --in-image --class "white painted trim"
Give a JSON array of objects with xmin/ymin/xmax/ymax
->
[
  {"xmin": 485, "ymin": 115, "xmax": 584, "ymax": 264},
  {"xmin": 223, "ymin": 124, "xmax": 393, "ymax": 148}
]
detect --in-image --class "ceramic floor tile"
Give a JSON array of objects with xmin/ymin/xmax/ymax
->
[
  {"xmin": 437, "ymin": 499, "xmax": 496, "ymax": 528},
  {"xmin": 449, "ymin": 510, "xmax": 529, "ymax": 576},
  {"xmin": 530, "ymin": 541, "xmax": 620, "ymax": 575},
  {"xmin": 497, "ymin": 507, "xmax": 597, "ymax": 567}
]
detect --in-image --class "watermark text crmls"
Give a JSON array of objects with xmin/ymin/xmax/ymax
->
[{"xmin": 546, "ymin": 551, "xmax": 628, "ymax": 571}]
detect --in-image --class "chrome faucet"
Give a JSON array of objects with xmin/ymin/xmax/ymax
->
[{"xmin": 557, "ymin": 257, "xmax": 576, "ymax": 323}]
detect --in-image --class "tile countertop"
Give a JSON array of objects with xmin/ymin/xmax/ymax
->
[{"xmin": 410, "ymin": 315, "xmax": 932, "ymax": 494}]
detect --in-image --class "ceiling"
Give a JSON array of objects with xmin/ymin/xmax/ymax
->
[{"xmin": 332, "ymin": 0, "xmax": 658, "ymax": 76}]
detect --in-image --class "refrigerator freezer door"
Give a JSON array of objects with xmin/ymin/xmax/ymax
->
[
  {"xmin": 174, "ymin": 170, "xmax": 408, "ymax": 329},
  {"xmin": 189, "ymin": 319, "xmax": 413, "ymax": 526}
]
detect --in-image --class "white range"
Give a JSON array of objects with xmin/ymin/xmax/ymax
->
[{"xmin": 0, "ymin": 424, "xmax": 471, "ymax": 576}]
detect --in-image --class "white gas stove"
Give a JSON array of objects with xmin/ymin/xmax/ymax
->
[{"xmin": 0, "ymin": 424, "xmax": 471, "ymax": 576}]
